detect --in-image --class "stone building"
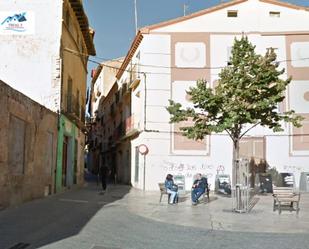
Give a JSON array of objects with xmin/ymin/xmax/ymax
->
[{"xmin": 0, "ymin": 80, "xmax": 58, "ymax": 208}]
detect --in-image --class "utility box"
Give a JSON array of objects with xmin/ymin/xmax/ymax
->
[
  {"xmin": 299, "ymin": 172, "xmax": 309, "ymax": 192},
  {"xmin": 174, "ymin": 175, "xmax": 186, "ymax": 195},
  {"xmin": 215, "ymin": 174, "xmax": 231, "ymax": 195}
]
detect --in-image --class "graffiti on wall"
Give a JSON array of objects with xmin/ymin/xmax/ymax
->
[
  {"xmin": 283, "ymin": 165, "xmax": 304, "ymax": 173},
  {"xmin": 160, "ymin": 160, "xmax": 216, "ymax": 179}
]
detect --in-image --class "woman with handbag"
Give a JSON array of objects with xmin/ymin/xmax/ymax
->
[{"xmin": 164, "ymin": 174, "xmax": 178, "ymax": 205}]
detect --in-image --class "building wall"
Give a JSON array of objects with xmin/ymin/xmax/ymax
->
[
  {"xmin": 61, "ymin": 0, "xmax": 88, "ymax": 118},
  {"xmin": 0, "ymin": 0, "xmax": 94, "ymax": 196},
  {"xmin": 124, "ymin": 1, "xmax": 309, "ymax": 190},
  {"xmin": 55, "ymin": 0, "xmax": 93, "ymax": 192},
  {"xmin": 0, "ymin": 0, "xmax": 62, "ymax": 111},
  {"xmin": 153, "ymin": 0, "xmax": 309, "ymax": 33},
  {"xmin": 0, "ymin": 81, "xmax": 58, "ymax": 208},
  {"xmin": 55, "ymin": 115, "xmax": 84, "ymax": 192}
]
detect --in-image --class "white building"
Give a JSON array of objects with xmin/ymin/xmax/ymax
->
[
  {"xmin": 113, "ymin": 0, "xmax": 309, "ymax": 190},
  {"xmin": 0, "ymin": 0, "xmax": 95, "ymax": 192}
]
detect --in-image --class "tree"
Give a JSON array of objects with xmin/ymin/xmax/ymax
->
[{"xmin": 167, "ymin": 36, "xmax": 303, "ymax": 183}]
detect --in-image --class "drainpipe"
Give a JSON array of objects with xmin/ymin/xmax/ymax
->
[
  {"xmin": 142, "ymin": 72, "xmax": 147, "ymax": 131},
  {"xmin": 143, "ymin": 154, "xmax": 146, "ymax": 191},
  {"xmin": 142, "ymin": 72, "xmax": 159, "ymax": 133}
]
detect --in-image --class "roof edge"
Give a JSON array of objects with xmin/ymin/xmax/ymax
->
[
  {"xmin": 259, "ymin": 0, "xmax": 309, "ymax": 11},
  {"xmin": 140, "ymin": 0, "xmax": 308, "ymax": 33},
  {"xmin": 140, "ymin": 0, "xmax": 247, "ymax": 33},
  {"xmin": 68, "ymin": 0, "xmax": 96, "ymax": 55},
  {"xmin": 116, "ymin": 31, "xmax": 143, "ymax": 80}
]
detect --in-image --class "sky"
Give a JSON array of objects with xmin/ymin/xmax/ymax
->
[{"xmin": 83, "ymin": 0, "xmax": 309, "ymax": 68}]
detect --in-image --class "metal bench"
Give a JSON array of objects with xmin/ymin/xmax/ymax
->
[{"xmin": 273, "ymin": 187, "xmax": 300, "ymax": 214}]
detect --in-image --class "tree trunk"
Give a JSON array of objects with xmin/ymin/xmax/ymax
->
[{"xmin": 232, "ymin": 138, "xmax": 240, "ymax": 186}]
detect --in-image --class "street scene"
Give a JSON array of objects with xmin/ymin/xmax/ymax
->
[{"xmin": 1, "ymin": 0, "xmax": 309, "ymax": 248}]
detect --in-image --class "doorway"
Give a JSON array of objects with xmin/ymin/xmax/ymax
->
[
  {"xmin": 62, "ymin": 136, "xmax": 69, "ymax": 187},
  {"xmin": 134, "ymin": 146, "xmax": 139, "ymax": 183},
  {"xmin": 73, "ymin": 139, "xmax": 78, "ymax": 184}
]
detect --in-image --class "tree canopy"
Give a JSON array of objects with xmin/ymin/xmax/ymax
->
[{"xmin": 167, "ymin": 36, "xmax": 303, "ymax": 151}]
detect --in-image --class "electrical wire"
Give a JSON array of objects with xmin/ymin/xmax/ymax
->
[{"xmin": 65, "ymin": 47, "xmax": 309, "ymax": 76}]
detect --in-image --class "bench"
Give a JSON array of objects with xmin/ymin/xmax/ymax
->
[
  {"xmin": 272, "ymin": 187, "xmax": 300, "ymax": 214},
  {"xmin": 202, "ymin": 184, "xmax": 211, "ymax": 202},
  {"xmin": 158, "ymin": 183, "xmax": 170, "ymax": 203}
]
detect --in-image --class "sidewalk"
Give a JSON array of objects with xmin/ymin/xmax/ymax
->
[
  {"xmin": 1, "ymin": 182, "xmax": 309, "ymax": 249},
  {"xmin": 120, "ymin": 188, "xmax": 309, "ymax": 234}
]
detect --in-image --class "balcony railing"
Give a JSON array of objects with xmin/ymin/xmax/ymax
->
[
  {"xmin": 110, "ymin": 103, "xmax": 115, "ymax": 116},
  {"xmin": 66, "ymin": 94, "xmax": 80, "ymax": 118},
  {"xmin": 125, "ymin": 115, "xmax": 139, "ymax": 136}
]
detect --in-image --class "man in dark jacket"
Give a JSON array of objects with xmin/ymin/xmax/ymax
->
[
  {"xmin": 191, "ymin": 173, "xmax": 208, "ymax": 205},
  {"xmin": 99, "ymin": 165, "xmax": 110, "ymax": 194}
]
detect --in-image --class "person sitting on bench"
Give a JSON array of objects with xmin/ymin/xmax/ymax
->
[
  {"xmin": 191, "ymin": 173, "xmax": 208, "ymax": 205},
  {"xmin": 165, "ymin": 174, "xmax": 178, "ymax": 205}
]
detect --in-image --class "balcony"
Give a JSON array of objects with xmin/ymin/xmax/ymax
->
[
  {"xmin": 123, "ymin": 115, "xmax": 140, "ymax": 139},
  {"xmin": 64, "ymin": 94, "xmax": 87, "ymax": 130},
  {"xmin": 128, "ymin": 64, "xmax": 141, "ymax": 89},
  {"xmin": 66, "ymin": 94, "xmax": 80, "ymax": 118}
]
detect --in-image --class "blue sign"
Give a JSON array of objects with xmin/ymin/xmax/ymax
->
[{"xmin": 1, "ymin": 12, "xmax": 27, "ymax": 32}]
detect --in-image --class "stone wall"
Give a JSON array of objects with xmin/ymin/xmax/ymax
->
[{"xmin": 0, "ymin": 80, "xmax": 58, "ymax": 208}]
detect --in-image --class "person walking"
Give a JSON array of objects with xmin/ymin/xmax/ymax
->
[
  {"xmin": 99, "ymin": 165, "xmax": 110, "ymax": 194},
  {"xmin": 165, "ymin": 174, "xmax": 178, "ymax": 205}
]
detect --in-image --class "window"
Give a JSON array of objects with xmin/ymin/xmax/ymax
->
[
  {"xmin": 9, "ymin": 115, "xmax": 26, "ymax": 175},
  {"xmin": 269, "ymin": 11, "xmax": 280, "ymax": 17},
  {"xmin": 67, "ymin": 77, "xmax": 73, "ymax": 112},
  {"xmin": 227, "ymin": 10, "xmax": 238, "ymax": 17}
]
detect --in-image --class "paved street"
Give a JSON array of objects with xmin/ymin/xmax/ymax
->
[{"xmin": 1, "ymin": 181, "xmax": 309, "ymax": 249}]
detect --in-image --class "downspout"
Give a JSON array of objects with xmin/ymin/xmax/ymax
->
[
  {"xmin": 142, "ymin": 72, "xmax": 159, "ymax": 133},
  {"xmin": 143, "ymin": 72, "xmax": 147, "ymax": 131}
]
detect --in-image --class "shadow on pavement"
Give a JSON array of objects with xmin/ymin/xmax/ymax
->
[{"xmin": 0, "ymin": 172, "xmax": 130, "ymax": 249}]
